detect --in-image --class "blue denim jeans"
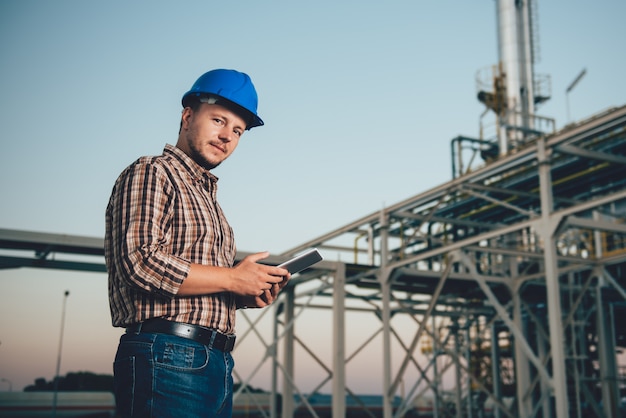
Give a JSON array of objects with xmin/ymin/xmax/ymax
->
[{"xmin": 113, "ymin": 331, "xmax": 234, "ymax": 418}]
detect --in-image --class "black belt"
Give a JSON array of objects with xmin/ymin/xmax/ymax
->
[{"xmin": 126, "ymin": 319, "xmax": 236, "ymax": 352}]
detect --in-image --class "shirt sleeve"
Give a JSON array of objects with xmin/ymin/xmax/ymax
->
[{"xmin": 108, "ymin": 160, "xmax": 190, "ymax": 298}]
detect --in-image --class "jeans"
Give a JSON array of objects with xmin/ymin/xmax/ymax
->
[{"xmin": 113, "ymin": 331, "xmax": 234, "ymax": 418}]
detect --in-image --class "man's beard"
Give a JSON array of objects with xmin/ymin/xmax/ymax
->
[{"xmin": 188, "ymin": 138, "xmax": 221, "ymax": 171}]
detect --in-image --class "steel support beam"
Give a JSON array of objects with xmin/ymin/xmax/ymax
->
[
  {"xmin": 537, "ymin": 136, "xmax": 569, "ymax": 417},
  {"xmin": 332, "ymin": 264, "xmax": 346, "ymax": 418},
  {"xmin": 281, "ymin": 287, "xmax": 296, "ymax": 418}
]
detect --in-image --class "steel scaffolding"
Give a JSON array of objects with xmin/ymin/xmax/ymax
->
[{"xmin": 259, "ymin": 104, "xmax": 626, "ymax": 418}]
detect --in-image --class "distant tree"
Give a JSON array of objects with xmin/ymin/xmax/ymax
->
[
  {"xmin": 24, "ymin": 372, "xmax": 113, "ymax": 392},
  {"xmin": 25, "ymin": 373, "xmax": 273, "ymax": 396},
  {"xmin": 233, "ymin": 383, "xmax": 268, "ymax": 393},
  {"xmin": 27, "ymin": 378, "xmax": 49, "ymax": 391},
  {"xmin": 26, "ymin": 373, "xmax": 275, "ymax": 393}
]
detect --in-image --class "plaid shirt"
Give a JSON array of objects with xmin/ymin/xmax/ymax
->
[{"xmin": 105, "ymin": 144, "xmax": 237, "ymax": 333}]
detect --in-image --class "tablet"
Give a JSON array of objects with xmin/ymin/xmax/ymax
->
[{"xmin": 278, "ymin": 248, "xmax": 323, "ymax": 274}]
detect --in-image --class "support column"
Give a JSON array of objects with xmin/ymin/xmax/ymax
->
[
  {"xmin": 453, "ymin": 321, "xmax": 463, "ymax": 418},
  {"xmin": 432, "ymin": 315, "xmax": 441, "ymax": 418},
  {"xmin": 596, "ymin": 283, "xmax": 620, "ymax": 417},
  {"xmin": 512, "ymin": 292, "xmax": 532, "ymax": 417},
  {"xmin": 379, "ymin": 208, "xmax": 394, "ymax": 418},
  {"xmin": 271, "ymin": 307, "xmax": 278, "ymax": 418},
  {"xmin": 537, "ymin": 136, "xmax": 569, "ymax": 417},
  {"xmin": 281, "ymin": 286, "xmax": 295, "ymax": 418},
  {"xmin": 594, "ymin": 211, "xmax": 620, "ymax": 417},
  {"xmin": 490, "ymin": 321, "xmax": 502, "ymax": 418},
  {"xmin": 465, "ymin": 326, "xmax": 473, "ymax": 418},
  {"xmin": 332, "ymin": 263, "xmax": 347, "ymax": 418}
]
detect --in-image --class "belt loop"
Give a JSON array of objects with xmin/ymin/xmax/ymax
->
[
  {"xmin": 128, "ymin": 322, "xmax": 143, "ymax": 335},
  {"xmin": 226, "ymin": 335, "xmax": 236, "ymax": 352},
  {"xmin": 209, "ymin": 329, "xmax": 217, "ymax": 348}
]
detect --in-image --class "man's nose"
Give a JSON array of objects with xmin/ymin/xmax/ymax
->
[{"xmin": 218, "ymin": 127, "xmax": 234, "ymax": 142}]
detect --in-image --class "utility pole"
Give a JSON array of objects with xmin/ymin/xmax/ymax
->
[
  {"xmin": 51, "ymin": 290, "xmax": 70, "ymax": 418},
  {"xmin": 565, "ymin": 68, "xmax": 587, "ymax": 123}
]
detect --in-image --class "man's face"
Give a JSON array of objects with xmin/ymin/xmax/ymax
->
[{"xmin": 177, "ymin": 103, "xmax": 246, "ymax": 170}]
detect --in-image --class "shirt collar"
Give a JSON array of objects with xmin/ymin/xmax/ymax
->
[{"xmin": 164, "ymin": 144, "xmax": 219, "ymax": 184}]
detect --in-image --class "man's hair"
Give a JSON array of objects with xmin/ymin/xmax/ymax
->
[{"xmin": 179, "ymin": 97, "xmax": 202, "ymax": 133}]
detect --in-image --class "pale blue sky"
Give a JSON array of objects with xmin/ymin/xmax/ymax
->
[{"xmin": 1, "ymin": 0, "xmax": 625, "ymax": 393}]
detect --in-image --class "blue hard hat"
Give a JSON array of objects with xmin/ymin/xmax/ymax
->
[{"xmin": 182, "ymin": 69, "xmax": 264, "ymax": 130}]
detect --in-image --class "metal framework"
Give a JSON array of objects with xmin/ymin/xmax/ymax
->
[
  {"xmin": 267, "ymin": 104, "xmax": 626, "ymax": 418},
  {"xmin": 2, "ymin": 105, "xmax": 626, "ymax": 418}
]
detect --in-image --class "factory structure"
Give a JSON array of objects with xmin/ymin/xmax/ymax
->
[{"xmin": 1, "ymin": 0, "xmax": 625, "ymax": 417}]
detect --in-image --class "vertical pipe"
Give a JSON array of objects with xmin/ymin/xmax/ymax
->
[
  {"xmin": 451, "ymin": 137, "xmax": 458, "ymax": 179},
  {"xmin": 454, "ymin": 322, "xmax": 463, "ymax": 418},
  {"xmin": 496, "ymin": 0, "xmax": 536, "ymax": 153},
  {"xmin": 367, "ymin": 225, "xmax": 374, "ymax": 265},
  {"xmin": 490, "ymin": 321, "xmax": 502, "ymax": 418},
  {"xmin": 496, "ymin": 0, "xmax": 520, "ymax": 154},
  {"xmin": 594, "ymin": 212, "xmax": 620, "ymax": 417},
  {"xmin": 519, "ymin": 0, "xmax": 536, "ymax": 127},
  {"xmin": 432, "ymin": 315, "xmax": 440, "ymax": 418},
  {"xmin": 332, "ymin": 263, "xmax": 347, "ymax": 418},
  {"xmin": 596, "ymin": 286, "xmax": 620, "ymax": 417},
  {"xmin": 567, "ymin": 272, "xmax": 582, "ymax": 418},
  {"xmin": 465, "ymin": 326, "xmax": 473, "ymax": 418},
  {"xmin": 496, "ymin": 0, "xmax": 520, "ymax": 111}
]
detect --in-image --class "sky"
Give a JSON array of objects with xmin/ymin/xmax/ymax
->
[{"xmin": 1, "ymin": 0, "xmax": 625, "ymax": 395}]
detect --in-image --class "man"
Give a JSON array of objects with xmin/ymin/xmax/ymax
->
[{"xmin": 105, "ymin": 69, "xmax": 290, "ymax": 417}]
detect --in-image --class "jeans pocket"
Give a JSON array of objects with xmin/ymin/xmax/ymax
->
[{"xmin": 154, "ymin": 339, "xmax": 210, "ymax": 371}]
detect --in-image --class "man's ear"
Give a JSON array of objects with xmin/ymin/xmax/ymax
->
[{"xmin": 181, "ymin": 107, "xmax": 193, "ymax": 130}]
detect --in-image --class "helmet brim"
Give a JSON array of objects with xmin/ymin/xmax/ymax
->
[{"xmin": 182, "ymin": 92, "xmax": 264, "ymax": 130}]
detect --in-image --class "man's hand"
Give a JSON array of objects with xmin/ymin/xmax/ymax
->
[
  {"xmin": 231, "ymin": 252, "xmax": 289, "ymax": 294},
  {"xmin": 177, "ymin": 251, "xmax": 290, "ymax": 303},
  {"xmin": 233, "ymin": 252, "xmax": 291, "ymax": 308}
]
